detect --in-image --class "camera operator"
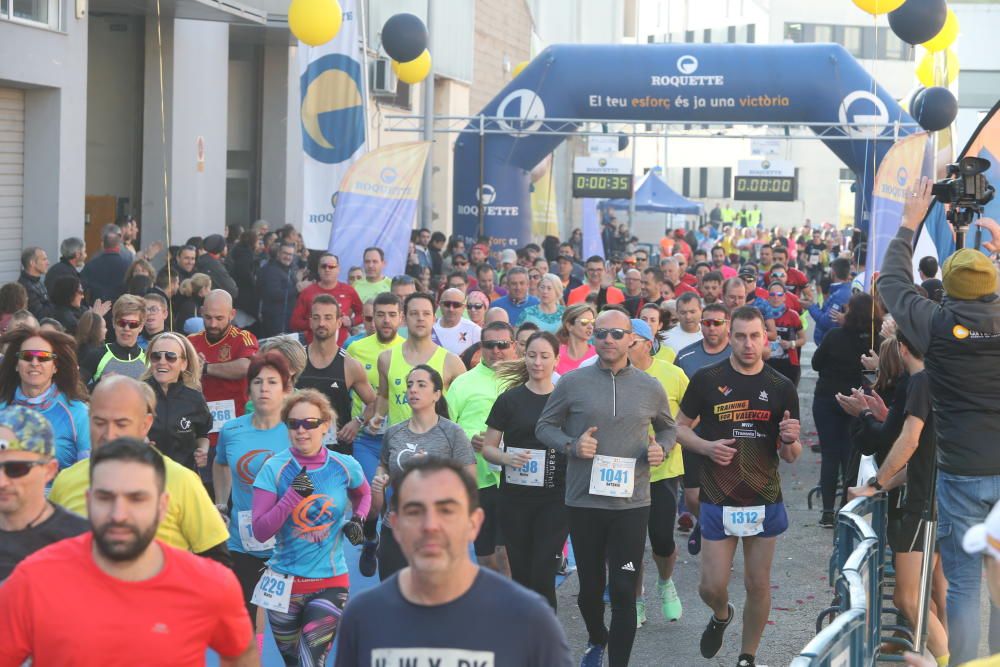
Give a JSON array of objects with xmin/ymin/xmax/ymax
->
[{"xmin": 878, "ymin": 175, "xmax": 1000, "ymax": 665}]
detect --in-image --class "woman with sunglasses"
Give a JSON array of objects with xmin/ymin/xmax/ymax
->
[
  {"xmin": 0, "ymin": 327, "xmax": 89, "ymax": 470},
  {"xmin": 213, "ymin": 351, "xmax": 293, "ymax": 648},
  {"xmin": 251, "ymin": 389, "xmax": 370, "ymax": 666},
  {"xmin": 518, "ymin": 273, "xmax": 565, "ymax": 334},
  {"xmin": 140, "ymin": 332, "xmax": 212, "ymax": 472},
  {"xmin": 480, "ymin": 332, "xmax": 566, "ymax": 609},
  {"xmin": 555, "ymin": 303, "xmax": 596, "ymax": 375},
  {"xmin": 79, "ymin": 294, "xmax": 147, "ymax": 387},
  {"xmin": 465, "ymin": 290, "xmax": 489, "ymax": 328},
  {"xmin": 765, "ymin": 280, "xmax": 806, "ymax": 386},
  {"xmin": 370, "ymin": 365, "xmax": 476, "ymax": 580}
]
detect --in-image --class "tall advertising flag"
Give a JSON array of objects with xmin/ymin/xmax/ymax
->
[
  {"xmin": 298, "ymin": 0, "xmax": 367, "ymax": 250},
  {"xmin": 865, "ymin": 132, "xmax": 931, "ymax": 288},
  {"xmin": 327, "ymin": 142, "xmax": 431, "ymax": 277}
]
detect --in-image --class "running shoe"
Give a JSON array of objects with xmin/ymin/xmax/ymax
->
[
  {"xmin": 677, "ymin": 511, "xmax": 694, "ymax": 532},
  {"xmin": 700, "ymin": 602, "xmax": 735, "ymax": 658},
  {"xmin": 636, "ymin": 598, "xmax": 646, "ymax": 628},
  {"xmin": 580, "ymin": 642, "xmax": 606, "ymax": 667},
  {"xmin": 359, "ymin": 537, "xmax": 379, "ymax": 577},
  {"xmin": 658, "ymin": 578, "xmax": 682, "ymax": 621},
  {"xmin": 819, "ymin": 511, "xmax": 835, "ymax": 529},
  {"xmin": 688, "ymin": 523, "xmax": 702, "ymax": 555},
  {"xmin": 737, "ymin": 654, "xmax": 756, "ymax": 667}
]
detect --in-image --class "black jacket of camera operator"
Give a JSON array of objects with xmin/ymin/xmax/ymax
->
[{"xmin": 878, "ymin": 226, "xmax": 1000, "ymax": 476}]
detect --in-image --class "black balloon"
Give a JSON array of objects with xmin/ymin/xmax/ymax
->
[
  {"xmin": 911, "ymin": 86, "xmax": 957, "ymax": 132},
  {"xmin": 382, "ymin": 13, "xmax": 428, "ymax": 63},
  {"xmin": 888, "ymin": 0, "xmax": 947, "ymax": 45}
]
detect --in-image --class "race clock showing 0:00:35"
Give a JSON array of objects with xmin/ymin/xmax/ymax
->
[
  {"xmin": 572, "ymin": 173, "xmax": 633, "ymax": 199},
  {"xmin": 733, "ymin": 175, "xmax": 797, "ymax": 202}
]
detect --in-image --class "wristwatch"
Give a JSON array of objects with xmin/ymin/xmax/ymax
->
[
  {"xmin": 354, "ymin": 415, "xmax": 365, "ymax": 426},
  {"xmin": 859, "ymin": 409, "xmax": 873, "ymax": 420},
  {"xmin": 866, "ymin": 476, "xmax": 883, "ymax": 491}
]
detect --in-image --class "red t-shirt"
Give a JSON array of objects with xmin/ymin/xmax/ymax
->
[
  {"xmin": 566, "ymin": 283, "xmax": 625, "ymax": 306},
  {"xmin": 674, "ymin": 281, "xmax": 699, "ymax": 297},
  {"xmin": 772, "ymin": 309, "xmax": 803, "ymax": 365},
  {"xmin": 289, "ymin": 282, "xmax": 363, "ymax": 345},
  {"xmin": 0, "ymin": 533, "xmax": 252, "ymax": 666},
  {"xmin": 188, "ymin": 325, "xmax": 259, "ymax": 428}
]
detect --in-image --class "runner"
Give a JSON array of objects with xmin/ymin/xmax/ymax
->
[
  {"xmin": 334, "ymin": 458, "xmax": 573, "ymax": 667},
  {"xmin": 250, "ymin": 389, "xmax": 371, "ymax": 667},
  {"xmin": 675, "ymin": 306, "xmax": 801, "ymax": 667},
  {"xmin": 537, "ymin": 309, "xmax": 675, "ymax": 667},
  {"xmin": 0, "ymin": 438, "xmax": 256, "ymax": 666},
  {"xmin": 480, "ymin": 330, "xmax": 567, "ymax": 609},
  {"xmin": 627, "ymin": 318, "xmax": 689, "ymax": 625},
  {"xmin": 295, "ymin": 294, "xmax": 377, "ymax": 455},
  {"xmin": 764, "ymin": 281, "xmax": 805, "ymax": 386},
  {"xmin": 371, "ymin": 364, "xmax": 477, "ymax": 580},
  {"xmin": 375, "ymin": 292, "xmax": 465, "ymax": 427},
  {"xmin": 448, "ymin": 321, "xmax": 520, "ymax": 574},
  {"xmin": 213, "ymin": 351, "xmax": 293, "ymax": 647},
  {"xmin": 49, "ymin": 375, "xmax": 232, "ymax": 564},
  {"xmin": 675, "ymin": 302, "xmax": 732, "ymax": 556}
]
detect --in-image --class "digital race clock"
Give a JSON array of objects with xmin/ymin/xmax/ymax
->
[
  {"xmin": 733, "ymin": 175, "xmax": 797, "ymax": 202},
  {"xmin": 572, "ymin": 173, "xmax": 634, "ymax": 199}
]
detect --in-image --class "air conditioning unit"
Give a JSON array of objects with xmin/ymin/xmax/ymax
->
[{"xmin": 371, "ymin": 57, "xmax": 398, "ymax": 97}]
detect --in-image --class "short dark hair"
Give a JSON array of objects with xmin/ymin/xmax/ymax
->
[
  {"xmin": 895, "ymin": 329, "xmax": 924, "ymax": 360},
  {"xmin": 404, "ymin": 291, "xmax": 435, "ymax": 314},
  {"xmin": 311, "ymin": 293, "xmax": 340, "ymax": 316},
  {"xmin": 476, "ymin": 264, "xmax": 494, "ymax": 278},
  {"xmin": 20, "ymin": 247, "xmax": 40, "ymax": 270},
  {"xmin": 585, "ymin": 255, "xmax": 604, "ymax": 266},
  {"xmin": 830, "ymin": 257, "xmax": 851, "ymax": 281},
  {"xmin": 373, "ymin": 292, "xmax": 402, "ymax": 309},
  {"xmin": 482, "ymin": 321, "xmax": 515, "ymax": 339},
  {"xmin": 90, "ymin": 438, "xmax": 166, "ymax": 493},
  {"xmin": 676, "ymin": 291, "xmax": 700, "ymax": 307},
  {"xmin": 390, "ymin": 457, "xmax": 480, "ymax": 512},
  {"xmin": 363, "ymin": 246, "xmax": 385, "ymax": 261},
  {"xmin": 50, "ymin": 276, "xmax": 82, "ymax": 308},
  {"xmin": 772, "ymin": 245, "xmax": 789, "ymax": 258},
  {"xmin": 731, "ymin": 305, "xmax": 766, "ymax": 330},
  {"xmin": 703, "ymin": 303, "xmax": 729, "ymax": 319},
  {"xmin": 446, "ymin": 271, "xmax": 468, "ymax": 285},
  {"xmin": 643, "ymin": 267, "xmax": 664, "ymax": 283},
  {"xmin": 918, "ymin": 255, "xmax": 938, "ymax": 277},
  {"xmin": 702, "ymin": 270, "xmax": 724, "ymax": 285}
]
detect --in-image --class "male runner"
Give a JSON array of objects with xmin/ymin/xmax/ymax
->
[
  {"xmin": 676, "ymin": 306, "xmax": 800, "ymax": 667},
  {"xmin": 537, "ymin": 309, "xmax": 674, "ymax": 667}
]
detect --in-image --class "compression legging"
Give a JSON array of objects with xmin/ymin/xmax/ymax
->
[
  {"xmin": 267, "ymin": 587, "xmax": 348, "ymax": 667},
  {"xmin": 649, "ymin": 478, "xmax": 679, "ymax": 558},
  {"xmin": 498, "ymin": 494, "xmax": 569, "ymax": 610}
]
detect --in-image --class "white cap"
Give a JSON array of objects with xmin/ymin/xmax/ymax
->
[
  {"xmin": 500, "ymin": 248, "xmax": 517, "ymax": 264},
  {"xmin": 962, "ymin": 500, "xmax": 1000, "ymax": 561}
]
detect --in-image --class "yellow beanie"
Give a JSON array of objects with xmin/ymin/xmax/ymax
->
[{"xmin": 943, "ymin": 249, "xmax": 998, "ymax": 300}]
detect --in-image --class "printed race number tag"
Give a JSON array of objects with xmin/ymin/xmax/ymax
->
[
  {"xmin": 769, "ymin": 340, "xmax": 786, "ymax": 360},
  {"xmin": 504, "ymin": 447, "xmax": 546, "ymax": 487},
  {"xmin": 589, "ymin": 455, "xmax": 635, "ymax": 498},
  {"xmin": 208, "ymin": 400, "xmax": 236, "ymax": 434},
  {"xmin": 251, "ymin": 568, "xmax": 293, "ymax": 612},
  {"xmin": 237, "ymin": 510, "xmax": 275, "ymax": 552},
  {"xmin": 723, "ymin": 505, "xmax": 766, "ymax": 537}
]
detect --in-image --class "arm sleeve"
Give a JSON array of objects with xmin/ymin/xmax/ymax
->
[
  {"xmin": 72, "ymin": 402, "xmax": 91, "ymax": 462},
  {"xmin": 348, "ymin": 478, "xmax": 371, "ymax": 518},
  {"xmin": 876, "ymin": 227, "xmax": 937, "ymax": 353},
  {"xmin": 0, "ymin": 566, "xmax": 34, "ymax": 665},
  {"xmin": 251, "ymin": 486, "xmax": 302, "ymax": 542},
  {"xmin": 534, "ymin": 380, "xmax": 575, "ymax": 453},
  {"xmin": 485, "ymin": 391, "xmax": 511, "ymax": 432},
  {"xmin": 208, "ymin": 565, "xmax": 254, "ymax": 658}
]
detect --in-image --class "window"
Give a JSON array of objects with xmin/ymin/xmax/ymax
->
[
  {"xmin": 839, "ymin": 168, "xmax": 855, "ymax": 181},
  {"xmin": 879, "ymin": 27, "xmax": 909, "ymax": 60},
  {"xmin": 699, "ymin": 167, "xmax": 709, "ymax": 198},
  {"xmin": 746, "ymin": 24, "xmax": 755, "ymax": 43},
  {"xmin": 2, "ymin": 0, "xmax": 59, "ymax": 28},
  {"xmin": 682, "ymin": 168, "xmax": 691, "ymax": 198},
  {"xmin": 843, "ymin": 26, "xmax": 862, "ymax": 57},
  {"xmin": 814, "ymin": 24, "xmax": 834, "ymax": 43},
  {"xmin": 785, "ymin": 23, "xmax": 804, "ymax": 42}
]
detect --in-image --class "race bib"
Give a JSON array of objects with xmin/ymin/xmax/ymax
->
[
  {"xmin": 504, "ymin": 447, "xmax": 546, "ymax": 487},
  {"xmin": 237, "ymin": 510, "xmax": 275, "ymax": 552},
  {"xmin": 208, "ymin": 400, "xmax": 236, "ymax": 434},
  {"xmin": 251, "ymin": 568, "xmax": 293, "ymax": 612},
  {"xmin": 769, "ymin": 340, "xmax": 786, "ymax": 360},
  {"xmin": 723, "ymin": 505, "xmax": 766, "ymax": 537},
  {"xmin": 322, "ymin": 428, "xmax": 338, "ymax": 448},
  {"xmin": 589, "ymin": 455, "xmax": 635, "ymax": 498}
]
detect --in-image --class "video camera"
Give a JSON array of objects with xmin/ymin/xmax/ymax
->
[{"xmin": 931, "ymin": 157, "xmax": 995, "ymax": 234}]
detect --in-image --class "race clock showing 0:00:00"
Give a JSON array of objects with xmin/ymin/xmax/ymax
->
[{"xmin": 733, "ymin": 176, "xmax": 796, "ymax": 202}]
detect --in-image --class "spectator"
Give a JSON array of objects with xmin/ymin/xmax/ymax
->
[
  {"xmin": 45, "ymin": 237, "xmax": 87, "ymax": 295},
  {"xmin": 0, "ymin": 283, "xmax": 27, "ymax": 335},
  {"xmin": 802, "ymin": 257, "xmax": 852, "ymax": 345},
  {"xmin": 80, "ymin": 294, "xmax": 147, "ymax": 387},
  {"xmin": 428, "ymin": 231, "xmax": 446, "ymax": 277},
  {"xmin": 766, "ymin": 280, "xmax": 806, "ymax": 386},
  {"xmin": 197, "ymin": 234, "xmax": 238, "ymax": 300},
  {"xmin": 173, "ymin": 244, "xmax": 198, "ymax": 281},
  {"xmin": 229, "ymin": 231, "xmax": 260, "ymax": 327},
  {"xmin": 289, "ymin": 252, "xmax": 362, "ymax": 347},
  {"xmin": 518, "ymin": 273, "xmax": 565, "ymax": 333},
  {"xmin": 49, "ymin": 276, "xmax": 86, "ymax": 334},
  {"xmin": 0, "ymin": 326, "xmax": 90, "ymax": 470},
  {"xmin": 138, "ymin": 292, "xmax": 169, "ymax": 349},
  {"xmin": 123, "ymin": 258, "xmax": 155, "ymax": 287},
  {"xmin": 81, "ymin": 224, "xmax": 131, "ymax": 303},
  {"xmin": 256, "ymin": 241, "xmax": 300, "ymax": 339},
  {"xmin": 918, "ymin": 255, "xmax": 939, "ymax": 281},
  {"xmin": 174, "ymin": 273, "xmax": 211, "ymax": 333},
  {"xmin": 491, "ymin": 267, "xmax": 539, "ymax": 323},
  {"xmin": 74, "ymin": 311, "xmax": 106, "ymax": 363},
  {"xmin": 441, "ymin": 236, "xmax": 466, "ymax": 274},
  {"xmin": 38, "ymin": 319, "xmax": 65, "ymax": 334},
  {"xmin": 17, "ymin": 247, "xmax": 52, "ymax": 320},
  {"xmin": 570, "ymin": 227, "xmax": 584, "ymax": 259}
]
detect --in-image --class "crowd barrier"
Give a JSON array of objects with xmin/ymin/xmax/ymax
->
[{"xmin": 792, "ymin": 494, "xmax": 914, "ymax": 666}]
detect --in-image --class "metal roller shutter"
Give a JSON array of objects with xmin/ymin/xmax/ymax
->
[{"xmin": 0, "ymin": 88, "xmax": 24, "ymax": 282}]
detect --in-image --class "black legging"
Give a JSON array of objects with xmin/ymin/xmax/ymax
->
[
  {"xmin": 813, "ymin": 394, "xmax": 853, "ymax": 512},
  {"xmin": 569, "ymin": 505, "xmax": 649, "ymax": 667},
  {"xmin": 649, "ymin": 478, "xmax": 679, "ymax": 558},
  {"xmin": 231, "ymin": 550, "xmax": 267, "ymax": 621},
  {"xmin": 377, "ymin": 520, "xmax": 409, "ymax": 581},
  {"xmin": 498, "ymin": 494, "xmax": 569, "ymax": 610}
]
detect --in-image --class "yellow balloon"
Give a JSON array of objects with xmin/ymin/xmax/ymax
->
[
  {"xmin": 289, "ymin": 0, "xmax": 342, "ymax": 46},
  {"xmin": 851, "ymin": 0, "xmax": 905, "ymax": 15},
  {"xmin": 921, "ymin": 8, "xmax": 959, "ymax": 52},
  {"xmin": 392, "ymin": 50, "xmax": 432, "ymax": 85},
  {"xmin": 512, "ymin": 60, "xmax": 529, "ymax": 78},
  {"xmin": 916, "ymin": 48, "xmax": 959, "ymax": 87}
]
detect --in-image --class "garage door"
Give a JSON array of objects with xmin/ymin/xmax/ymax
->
[{"xmin": 0, "ymin": 89, "xmax": 24, "ymax": 283}]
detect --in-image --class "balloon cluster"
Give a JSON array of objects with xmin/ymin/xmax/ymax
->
[
  {"xmin": 851, "ymin": 0, "xmax": 960, "ymax": 132},
  {"xmin": 383, "ymin": 13, "xmax": 432, "ymax": 85}
]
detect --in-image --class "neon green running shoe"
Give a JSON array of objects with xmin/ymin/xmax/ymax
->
[
  {"xmin": 636, "ymin": 597, "xmax": 647, "ymax": 628},
  {"xmin": 658, "ymin": 578, "xmax": 683, "ymax": 621}
]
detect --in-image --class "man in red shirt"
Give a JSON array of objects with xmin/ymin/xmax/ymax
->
[
  {"xmin": 289, "ymin": 252, "xmax": 362, "ymax": 346},
  {"xmin": 661, "ymin": 256, "xmax": 699, "ymax": 297},
  {"xmin": 0, "ymin": 438, "xmax": 256, "ymax": 667},
  {"xmin": 567, "ymin": 255, "xmax": 625, "ymax": 306},
  {"xmin": 188, "ymin": 290, "xmax": 259, "ymax": 458},
  {"xmin": 769, "ymin": 247, "xmax": 808, "ymax": 295}
]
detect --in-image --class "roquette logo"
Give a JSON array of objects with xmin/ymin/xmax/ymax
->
[
  {"xmin": 496, "ymin": 89, "xmax": 546, "ymax": 137},
  {"xmin": 300, "ymin": 54, "xmax": 366, "ymax": 164},
  {"xmin": 380, "ymin": 167, "xmax": 399, "ymax": 184},
  {"xmin": 476, "ymin": 184, "xmax": 497, "ymax": 205},
  {"xmin": 897, "ymin": 167, "xmax": 909, "ymax": 187},
  {"xmin": 676, "ymin": 54, "xmax": 699, "ymax": 75},
  {"xmin": 838, "ymin": 91, "xmax": 889, "ymax": 140}
]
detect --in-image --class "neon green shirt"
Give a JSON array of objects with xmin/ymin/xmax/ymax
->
[
  {"xmin": 446, "ymin": 362, "xmax": 502, "ymax": 489},
  {"xmin": 346, "ymin": 333, "xmax": 405, "ymax": 419},
  {"xmin": 353, "ymin": 277, "xmax": 392, "ymax": 304},
  {"xmin": 642, "ymin": 358, "xmax": 689, "ymax": 482}
]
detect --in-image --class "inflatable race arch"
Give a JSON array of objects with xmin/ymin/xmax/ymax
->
[{"xmin": 453, "ymin": 43, "xmax": 917, "ymax": 248}]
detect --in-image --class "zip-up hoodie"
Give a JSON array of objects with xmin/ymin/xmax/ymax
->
[
  {"xmin": 536, "ymin": 362, "xmax": 675, "ymax": 509},
  {"xmin": 878, "ymin": 226, "xmax": 1000, "ymax": 475}
]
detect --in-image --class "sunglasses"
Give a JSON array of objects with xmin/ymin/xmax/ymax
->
[
  {"xmin": 286, "ymin": 417, "xmax": 325, "ymax": 431},
  {"xmin": 321, "ymin": 264, "xmax": 338, "ymax": 270},
  {"xmin": 467, "ymin": 303, "xmax": 486, "ymax": 310},
  {"xmin": 116, "ymin": 319, "xmax": 142, "ymax": 330},
  {"xmin": 364, "ymin": 316, "xmax": 374, "ymax": 322},
  {"xmin": 701, "ymin": 318, "xmax": 728, "ymax": 327},
  {"xmin": 481, "ymin": 340, "xmax": 513, "ymax": 350},
  {"xmin": 575, "ymin": 318, "xmax": 595, "ymax": 326},
  {"xmin": 741, "ymin": 276, "xmax": 756, "ymax": 282},
  {"xmin": 441, "ymin": 301, "xmax": 466, "ymax": 309},
  {"xmin": 770, "ymin": 292, "xmax": 786, "ymax": 298},
  {"xmin": 771, "ymin": 274, "xmax": 787, "ymax": 280},
  {"xmin": 150, "ymin": 350, "xmax": 180, "ymax": 362},
  {"xmin": 594, "ymin": 328, "xmax": 631, "ymax": 340},
  {"xmin": 17, "ymin": 350, "xmax": 57, "ymax": 363},
  {"xmin": 0, "ymin": 460, "xmax": 48, "ymax": 478}
]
